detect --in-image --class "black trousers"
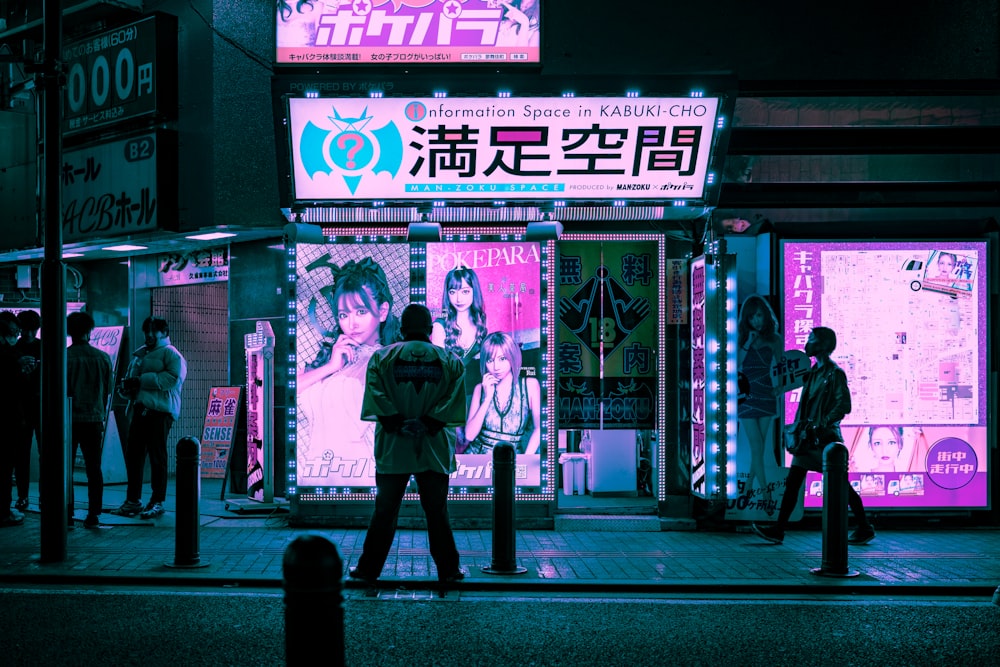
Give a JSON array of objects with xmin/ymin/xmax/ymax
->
[
  {"xmin": 777, "ymin": 464, "xmax": 869, "ymax": 529},
  {"xmin": 355, "ymin": 471, "xmax": 461, "ymax": 579},
  {"xmin": 125, "ymin": 408, "xmax": 174, "ymax": 504},
  {"xmin": 70, "ymin": 421, "xmax": 104, "ymax": 517}
]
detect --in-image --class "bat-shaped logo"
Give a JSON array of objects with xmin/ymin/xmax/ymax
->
[{"xmin": 392, "ymin": 357, "xmax": 444, "ymax": 394}]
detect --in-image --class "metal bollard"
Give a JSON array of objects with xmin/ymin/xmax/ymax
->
[
  {"xmin": 482, "ymin": 444, "xmax": 527, "ymax": 575},
  {"xmin": 283, "ymin": 535, "xmax": 344, "ymax": 667},
  {"xmin": 811, "ymin": 442, "xmax": 859, "ymax": 578},
  {"xmin": 166, "ymin": 436, "xmax": 209, "ymax": 568}
]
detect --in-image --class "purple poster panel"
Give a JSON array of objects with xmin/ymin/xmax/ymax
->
[
  {"xmin": 295, "ymin": 242, "xmax": 411, "ymax": 489},
  {"xmin": 276, "ymin": 0, "xmax": 541, "ymax": 65},
  {"xmin": 425, "ymin": 241, "xmax": 542, "ymax": 488},
  {"xmin": 782, "ymin": 241, "xmax": 989, "ymax": 509}
]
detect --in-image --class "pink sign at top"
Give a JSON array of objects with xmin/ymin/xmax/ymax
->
[
  {"xmin": 286, "ymin": 95, "xmax": 719, "ymax": 201},
  {"xmin": 276, "ymin": 0, "xmax": 541, "ymax": 64}
]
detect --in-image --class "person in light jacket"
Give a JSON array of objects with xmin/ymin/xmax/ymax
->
[{"xmin": 115, "ymin": 316, "xmax": 187, "ymax": 520}]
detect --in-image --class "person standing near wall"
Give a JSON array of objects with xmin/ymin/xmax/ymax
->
[
  {"xmin": 66, "ymin": 312, "xmax": 114, "ymax": 529},
  {"xmin": 12, "ymin": 310, "xmax": 41, "ymax": 511},
  {"xmin": 0, "ymin": 311, "xmax": 26, "ymax": 527},
  {"xmin": 115, "ymin": 316, "xmax": 187, "ymax": 520}
]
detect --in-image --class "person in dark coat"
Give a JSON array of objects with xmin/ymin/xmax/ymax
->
[
  {"xmin": 751, "ymin": 327, "xmax": 876, "ymax": 545},
  {"xmin": 0, "ymin": 311, "xmax": 26, "ymax": 527}
]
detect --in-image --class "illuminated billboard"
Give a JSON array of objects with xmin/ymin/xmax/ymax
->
[
  {"xmin": 285, "ymin": 95, "xmax": 720, "ymax": 202},
  {"xmin": 292, "ymin": 235, "xmax": 550, "ymax": 500},
  {"xmin": 276, "ymin": 0, "xmax": 541, "ymax": 65},
  {"xmin": 782, "ymin": 241, "xmax": 990, "ymax": 509}
]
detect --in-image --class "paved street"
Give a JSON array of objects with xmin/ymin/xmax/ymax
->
[{"xmin": 1, "ymin": 587, "xmax": 997, "ymax": 666}]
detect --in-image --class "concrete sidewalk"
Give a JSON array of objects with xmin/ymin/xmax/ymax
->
[{"xmin": 2, "ymin": 479, "xmax": 998, "ymax": 597}]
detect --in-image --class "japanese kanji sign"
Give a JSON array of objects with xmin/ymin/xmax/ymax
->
[
  {"xmin": 61, "ymin": 133, "xmax": 162, "ymax": 242},
  {"xmin": 200, "ymin": 386, "xmax": 242, "ymax": 479},
  {"xmin": 62, "ymin": 14, "xmax": 176, "ymax": 136},
  {"xmin": 276, "ymin": 0, "xmax": 541, "ymax": 65},
  {"xmin": 557, "ymin": 240, "xmax": 658, "ymax": 429},
  {"xmin": 286, "ymin": 95, "xmax": 719, "ymax": 201}
]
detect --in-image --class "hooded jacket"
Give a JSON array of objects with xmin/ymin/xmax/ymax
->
[{"xmin": 124, "ymin": 336, "xmax": 187, "ymax": 420}]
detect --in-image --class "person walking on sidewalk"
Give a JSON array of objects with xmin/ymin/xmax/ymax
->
[
  {"xmin": 67, "ymin": 312, "xmax": 114, "ymax": 529},
  {"xmin": 0, "ymin": 311, "xmax": 26, "ymax": 527},
  {"xmin": 752, "ymin": 326, "xmax": 876, "ymax": 546},
  {"xmin": 116, "ymin": 316, "xmax": 187, "ymax": 520},
  {"xmin": 349, "ymin": 304, "xmax": 468, "ymax": 585}
]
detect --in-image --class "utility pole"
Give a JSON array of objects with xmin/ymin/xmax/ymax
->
[{"xmin": 38, "ymin": 0, "xmax": 67, "ymax": 563}]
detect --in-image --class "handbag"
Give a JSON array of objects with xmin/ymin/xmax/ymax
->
[{"xmin": 784, "ymin": 422, "xmax": 838, "ymax": 456}]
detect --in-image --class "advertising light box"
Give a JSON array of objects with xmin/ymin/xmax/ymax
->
[
  {"xmin": 292, "ymin": 235, "xmax": 551, "ymax": 500},
  {"xmin": 782, "ymin": 241, "xmax": 990, "ymax": 509},
  {"xmin": 286, "ymin": 95, "xmax": 719, "ymax": 202},
  {"xmin": 276, "ymin": 0, "xmax": 541, "ymax": 65}
]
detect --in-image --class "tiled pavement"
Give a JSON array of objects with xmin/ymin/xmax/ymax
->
[{"xmin": 2, "ymin": 481, "xmax": 999, "ymax": 597}]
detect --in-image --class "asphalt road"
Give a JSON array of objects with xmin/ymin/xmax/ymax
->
[{"xmin": 1, "ymin": 586, "xmax": 997, "ymax": 666}]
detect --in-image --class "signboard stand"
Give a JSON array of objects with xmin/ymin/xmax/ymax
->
[{"xmin": 226, "ymin": 322, "xmax": 287, "ymax": 514}]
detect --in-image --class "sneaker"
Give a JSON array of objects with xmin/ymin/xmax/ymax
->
[
  {"xmin": 84, "ymin": 515, "xmax": 101, "ymax": 529},
  {"xmin": 438, "ymin": 568, "xmax": 467, "ymax": 584},
  {"xmin": 847, "ymin": 526, "xmax": 876, "ymax": 545},
  {"xmin": 139, "ymin": 502, "xmax": 165, "ymax": 519},
  {"xmin": 751, "ymin": 522, "xmax": 785, "ymax": 544},
  {"xmin": 14, "ymin": 497, "xmax": 28, "ymax": 511},
  {"xmin": 115, "ymin": 500, "xmax": 144, "ymax": 517},
  {"xmin": 347, "ymin": 567, "xmax": 378, "ymax": 586},
  {"xmin": 1, "ymin": 509, "xmax": 25, "ymax": 527}
]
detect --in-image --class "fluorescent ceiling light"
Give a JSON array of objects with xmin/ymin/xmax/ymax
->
[
  {"xmin": 186, "ymin": 232, "xmax": 237, "ymax": 241},
  {"xmin": 62, "ymin": 252, "xmax": 84, "ymax": 258},
  {"xmin": 103, "ymin": 244, "xmax": 148, "ymax": 252}
]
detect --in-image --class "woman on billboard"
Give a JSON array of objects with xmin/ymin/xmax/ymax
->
[
  {"xmin": 298, "ymin": 258, "xmax": 401, "ymax": 464},
  {"xmin": 431, "ymin": 267, "xmax": 489, "ymax": 453},
  {"xmin": 464, "ymin": 332, "xmax": 540, "ymax": 455},
  {"xmin": 737, "ymin": 295, "xmax": 784, "ymax": 507}
]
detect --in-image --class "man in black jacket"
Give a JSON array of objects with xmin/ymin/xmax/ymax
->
[{"xmin": 752, "ymin": 326, "xmax": 875, "ymax": 546}]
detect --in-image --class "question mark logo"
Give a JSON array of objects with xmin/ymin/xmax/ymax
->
[{"xmin": 330, "ymin": 131, "xmax": 373, "ymax": 172}]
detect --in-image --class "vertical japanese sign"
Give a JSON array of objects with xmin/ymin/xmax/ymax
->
[
  {"xmin": 426, "ymin": 241, "xmax": 542, "ymax": 488},
  {"xmin": 200, "ymin": 387, "xmax": 242, "ymax": 479},
  {"xmin": 783, "ymin": 241, "xmax": 989, "ymax": 510},
  {"xmin": 276, "ymin": 0, "xmax": 541, "ymax": 64},
  {"xmin": 557, "ymin": 241, "xmax": 657, "ymax": 430},
  {"xmin": 689, "ymin": 256, "xmax": 707, "ymax": 497},
  {"xmin": 666, "ymin": 258, "xmax": 688, "ymax": 324},
  {"xmin": 286, "ymin": 96, "xmax": 719, "ymax": 201}
]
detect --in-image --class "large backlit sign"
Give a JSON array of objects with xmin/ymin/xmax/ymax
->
[
  {"xmin": 62, "ymin": 14, "xmax": 177, "ymax": 136},
  {"xmin": 286, "ymin": 95, "xmax": 719, "ymax": 202},
  {"xmin": 276, "ymin": 0, "xmax": 541, "ymax": 65},
  {"xmin": 292, "ymin": 237, "xmax": 549, "ymax": 499},
  {"xmin": 61, "ymin": 130, "xmax": 177, "ymax": 242},
  {"xmin": 783, "ymin": 241, "xmax": 990, "ymax": 509}
]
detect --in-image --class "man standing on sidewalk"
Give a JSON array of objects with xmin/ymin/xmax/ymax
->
[
  {"xmin": 116, "ymin": 316, "xmax": 187, "ymax": 520},
  {"xmin": 0, "ymin": 311, "xmax": 26, "ymax": 527},
  {"xmin": 66, "ymin": 312, "xmax": 114, "ymax": 529},
  {"xmin": 349, "ymin": 304, "xmax": 468, "ymax": 585}
]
